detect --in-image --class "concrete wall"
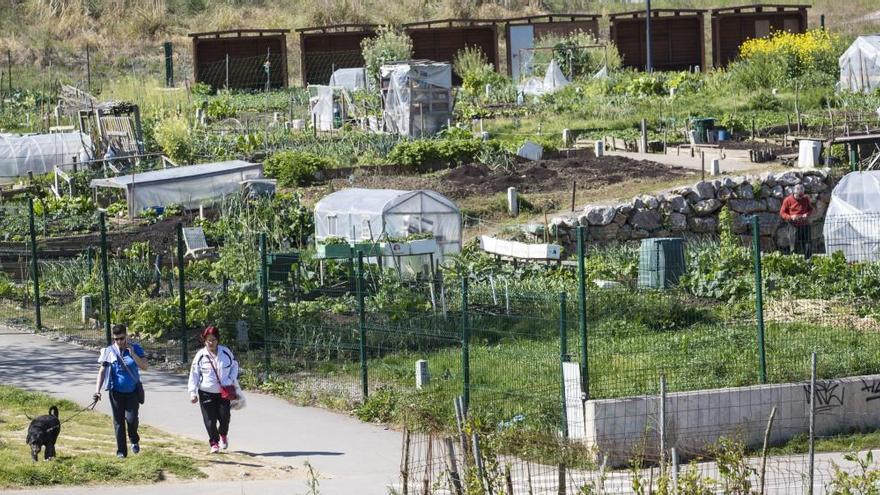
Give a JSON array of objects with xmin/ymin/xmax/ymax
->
[
  {"xmin": 564, "ymin": 367, "xmax": 880, "ymax": 467},
  {"xmin": 549, "ymin": 170, "xmax": 837, "ymax": 251}
]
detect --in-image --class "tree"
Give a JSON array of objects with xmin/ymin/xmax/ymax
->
[{"xmin": 361, "ymin": 26, "xmax": 413, "ymax": 82}]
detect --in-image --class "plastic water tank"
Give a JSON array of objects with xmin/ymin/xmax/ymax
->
[{"xmin": 638, "ymin": 238, "xmax": 686, "ymax": 289}]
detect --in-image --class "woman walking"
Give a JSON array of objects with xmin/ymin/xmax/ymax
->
[
  {"xmin": 188, "ymin": 326, "xmax": 239, "ymax": 453},
  {"xmin": 94, "ymin": 324, "xmax": 148, "ymax": 458}
]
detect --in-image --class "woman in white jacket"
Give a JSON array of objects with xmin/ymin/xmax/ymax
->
[{"xmin": 188, "ymin": 326, "xmax": 239, "ymax": 453}]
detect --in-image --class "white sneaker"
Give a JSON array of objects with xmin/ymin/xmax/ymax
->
[
  {"xmin": 219, "ymin": 436, "xmax": 228, "ymax": 450},
  {"xmin": 209, "ymin": 443, "xmax": 220, "ymax": 454}
]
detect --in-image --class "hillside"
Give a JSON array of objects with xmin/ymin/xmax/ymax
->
[{"xmin": 1, "ymin": 0, "xmax": 878, "ymax": 91}]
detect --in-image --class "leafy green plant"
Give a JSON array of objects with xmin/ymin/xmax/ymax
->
[
  {"xmin": 153, "ymin": 115, "xmax": 194, "ymax": 163},
  {"xmin": 361, "ymin": 26, "xmax": 413, "ymax": 82},
  {"xmin": 264, "ymin": 150, "xmax": 330, "ymax": 187},
  {"xmin": 828, "ymin": 449, "xmax": 880, "ymax": 495},
  {"xmin": 355, "ymin": 386, "xmax": 399, "ymax": 423}
]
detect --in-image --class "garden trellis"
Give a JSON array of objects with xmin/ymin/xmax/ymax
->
[{"xmin": 314, "ymin": 188, "xmax": 462, "ymax": 258}]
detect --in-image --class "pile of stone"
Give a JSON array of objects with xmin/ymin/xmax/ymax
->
[{"xmin": 549, "ymin": 170, "xmax": 835, "ymax": 251}]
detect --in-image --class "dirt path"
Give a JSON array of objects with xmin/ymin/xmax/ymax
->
[{"xmin": 0, "ymin": 327, "xmax": 402, "ymax": 495}]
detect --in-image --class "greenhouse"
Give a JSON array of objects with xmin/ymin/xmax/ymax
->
[
  {"xmin": 823, "ymin": 171, "xmax": 880, "ymax": 262},
  {"xmin": 90, "ymin": 160, "xmax": 263, "ymax": 218},
  {"xmin": 0, "ymin": 132, "xmax": 93, "ymax": 179},
  {"xmin": 839, "ymin": 35, "xmax": 880, "ymax": 93},
  {"xmin": 314, "ymin": 188, "xmax": 461, "ymax": 258}
]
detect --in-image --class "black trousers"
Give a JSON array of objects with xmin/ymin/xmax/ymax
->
[
  {"xmin": 198, "ymin": 390, "xmax": 231, "ymax": 444},
  {"xmin": 108, "ymin": 390, "xmax": 140, "ymax": 456},
  {"xmin": 794, "ymin": 224, "xmax": 812, "ymax": 259}
]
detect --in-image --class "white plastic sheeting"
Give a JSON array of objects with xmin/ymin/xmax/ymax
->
[
  {"xmin": 518, "ymin": 59, "xmax": 569, "ymax": 96},
  {"xmin": 314, "ymin": 188, "xmax": 461, "ymax": 258},
  {"xmin": 823, "ymin": 171, "xmax": 880, "ymax": 262},
  {"xmin": 381, "ymin": 62, "xmax": 452, "ymax": 137},
  {"xmin": 310, "ymin": 85, "xmax": 335, "ymax": 131},
  {"xmin": 839, "ymin": 35, "xmax": 880, "ymax": 93},
  {"xmin": 329, "ymin": 68, "xmax": 368, "ymax": 91},
  {"xmin": 0, "ymin": 132, "xmax": 93, "ymax": 178},
  {"xmin": 90, "ymin": 160, "xmax": 262, "ymax": 217}
]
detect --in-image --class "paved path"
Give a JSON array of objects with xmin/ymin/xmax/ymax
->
[{"xmin": 0, "ymin": 328, "xmax": 402, "ymax": 495}]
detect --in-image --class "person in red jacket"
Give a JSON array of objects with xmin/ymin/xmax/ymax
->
[{"xmin": 779, "ymin": 183, "xmax": 813, "ymax": 258}]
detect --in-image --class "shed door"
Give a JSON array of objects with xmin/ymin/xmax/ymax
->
[
  {"xmin": 509, "ymin": 24, "xmax": 535, "ymax": 81},
  {"xmin": 755, "ymin": 20, "xmax": 771, "ymax": 39}
]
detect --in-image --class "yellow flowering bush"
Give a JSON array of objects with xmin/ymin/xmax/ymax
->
[{"xmin": 732, "ymin": 29, "xmax": 841, "ymax": 89}]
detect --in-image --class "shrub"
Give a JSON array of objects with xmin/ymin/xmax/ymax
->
[
  {"xmin": 387, "ymin": 138, "xmax": 487, "ymax": 167},
  {"xmin": 361, "ymin": 26, "xmax": 413, "ymax": 82},
  {"xmin": 454, "ymin": 45, "xmax": 507, "ymax": 96},
  {"xmin": 153, "ymin": 115, "xmax": 194, "ymax": 163},
  {"xmin": 732, "ymin": 29, "xmax": 841, "ymax": 90},
  {"xmin": 263, "ymin": 151, "xmax": 330, "ymax": 187}
]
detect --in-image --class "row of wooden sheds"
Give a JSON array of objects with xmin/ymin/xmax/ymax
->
[{"xmin": 188, "ymin": 4, "xmax": 809, "ymax": 89}]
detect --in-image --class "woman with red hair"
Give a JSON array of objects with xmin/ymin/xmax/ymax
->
[{"xmin": 187, "ymin": 326, "xmax": 240, "ymax": 453}]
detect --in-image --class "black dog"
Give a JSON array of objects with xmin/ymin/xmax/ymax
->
[{"xmin": 26, "ymin": 406, "xmax": 61, "ymax": 461}]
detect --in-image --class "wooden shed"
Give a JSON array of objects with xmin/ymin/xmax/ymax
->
[
  {"xmin": 610, "ymin": 9, "xmax": 706, "ymax": 72},
  {"xmin": 404, "ymin": 19, "xmax": 499, "ymax": 83},
  {"xmin": 297, "ymin": 24, "xmax": 377, "ymax": 86},
  {"xmin": 504, "ymin": 14, "xmax": 601, "ymax": 80},
  {"xmin": 189, "ymin": 29, "xmax": 290, "ymax": 90},
  {"xmin": 711, "ymin": 4, "xmax": 809, "ymax": 67}
]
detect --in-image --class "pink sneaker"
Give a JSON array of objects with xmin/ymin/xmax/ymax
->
[
  {"xmin": 219, "ymin": 435, "xmax": 228, "ymax": 450},
  {"xmin": 209, "ymin": 442, "xmax": 220, "ymax": 454}
]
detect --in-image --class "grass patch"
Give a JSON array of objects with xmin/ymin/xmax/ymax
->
[
  {"xmin": 768, "ymin": 429, "xmax": 880, "ymax": 457},
  {"xmin": 0, "ymin": 385, "xmax": 206, "ymax": 488}
]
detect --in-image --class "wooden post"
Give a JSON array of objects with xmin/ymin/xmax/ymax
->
[{"xmin": 570, "ymin": 181, "xmax": 576, "ymax": 212}]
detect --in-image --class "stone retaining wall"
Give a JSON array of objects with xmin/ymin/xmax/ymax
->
[{"xmin": 550, "ymin": 170, "xmax": 837, "ymax": 250}]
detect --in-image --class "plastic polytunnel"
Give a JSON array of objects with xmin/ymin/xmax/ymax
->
[
  {"xmin": 329, "ymin": 68, "xmax": 369, "ymax": 91},
  {"xmin": 839, "ymin": 35, "xmax": 880, "ymax": 93},
  {"xmin": 89, "ymin": 160, "xmax": 263, "ymax": 218},
  {"xmin": 0, "ymin": 132, "xmax": 93, "ymax": 178},
  {"xmin": 823, "ymin": 171, "xmax": 880, "ymax": 262},
  {"xmin": 518, "ymin": 59, "xmax": 569, "ymax": 96},
  {"xmin": 314, "ymin": 188, "xmax": 462, "ymax": 258}
]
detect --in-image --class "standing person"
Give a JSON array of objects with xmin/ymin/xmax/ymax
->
[
  {"xmin": 188, "ymin": 326, "xmax": 239, "ymax": 454},
  {"xmin": 779, "ymin": 183, "xmax": 814, "ymax": 258},
  {"xmin": 93, "ymin": 324, "xmax": 148, "ymax": 458}
]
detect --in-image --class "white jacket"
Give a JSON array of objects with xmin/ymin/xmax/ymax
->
[{"xmin": 188, "ymin": 345, "xmax": 239, "ymax": 396}]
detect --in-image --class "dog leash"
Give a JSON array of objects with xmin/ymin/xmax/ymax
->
[{"xmin": 30, "ymin": 399, "xmax": 99, "ymax": 433}]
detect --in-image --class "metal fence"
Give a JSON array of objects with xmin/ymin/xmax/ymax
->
[{"xmin": 3, "ymin": 204, "xmax": 880, "ymax": 491}]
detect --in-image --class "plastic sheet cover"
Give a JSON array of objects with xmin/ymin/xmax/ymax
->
[
  {"xmin": 90, "ymin": 160, "xmax": 262, "ymax": 214},
  {"xmin": 314, "ymin": 188, "xmax": 461, "ymax": 258},
  {"xmin": 518, "ymin": 59, "xmax": 569, "ymax": 96},
  {"xmin": 824, "ymin": 171, "xmax": 880, "ymax": 261},
  {"xmin": 329, "ymin": 68, "xmax": 368, "ymax": 91},
  {"xmin": 382, "ymin": 63, "xmax": 452, "ymax": 136},
  {"xmin": 0, "ymin": 132, "xmax": 93, "ymax": 178},
  {"xmin": 310, "ymin": 85, "xmax": 335, "ymax": 131},
  {"xmin": 839, "ymin": 35, "xmax": 880, "ymax": 93}
]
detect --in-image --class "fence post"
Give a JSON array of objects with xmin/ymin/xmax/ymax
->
[
  {"xmin": 163, "ymin": 41, "xmax": 174, "ymax": 87},
  {"xmin": 27, "ymin": 197, "xmax": 42, "ymax": 330},
  {"xmin": 576, "ymin": 226, "xmax": 589, "ymax": 399},
  {"xmin": 177, "ymin": 223, "xmax": 187, "ymax": 363},
  {"xmin": 808, "ymin": 352, "xmax": 817, "ymax": 495},
  {"xmin": 259, "ymin": 233, "xmax": 271, "ymax": 374},
  {"xmin": 99, "ymin": 212, "xmax": 111, "ymax": 345},
  {"xmin": 461, "ymin": 276, "xmax": 470, "ymax": 412},
  {"xmin": 357, "ymin": 250, "xmax": 368, "ymax": 400},
  {"xmin": 87, "ymin": 246, "xmax": 94, "ymax": 275},
  {"xmin": 751, "ymin": 215, "xmax": 768, "ymax": 384},
  {"xmin": 559, "ymin": 292, "xmax": 569, "ymax": 440}
]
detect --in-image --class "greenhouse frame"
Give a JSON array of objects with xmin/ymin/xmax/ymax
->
[
  {"xmin": 90, "ymin": 160, "xmax": 263, "ymax": 218},
  {"xmin": 824, "ymin": 171, "xmax": 880, "ymax": 262},
  {"xmin": 314, "ymin": 188, "xmax": 462, "ymax": 258},
  {"xmin": 0, "ymin": 132, "xmax": 93, "ymax": 179}
]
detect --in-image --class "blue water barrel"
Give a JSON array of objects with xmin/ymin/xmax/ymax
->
[{"xmin": 717, "ymin": 129, "xmax": 730, "ymax": 141}]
